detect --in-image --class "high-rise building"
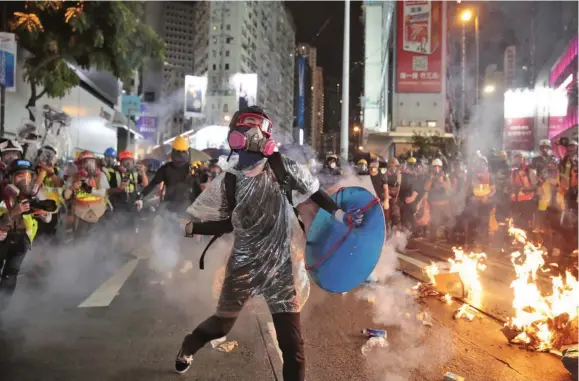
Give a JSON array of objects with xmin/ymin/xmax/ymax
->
[
  {"xmin": 294, "ymin": 43, "xmax": 324, "ymax": 152},
  {"xmin": 313, "ymin": 66, "xmax": 324, "ymax": 153},
  {"xmin": 142, "ymin": 2, "xmax": 196, "ymax": 139},
  {"xmin": 192, "ymin": 2, "xmax": 296, "ymax": 142},
  {"xmin": 294, "ymin": 51, "xmax": 312, "ymax": 146}
]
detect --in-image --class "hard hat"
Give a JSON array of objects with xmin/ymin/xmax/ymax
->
[
  {"xmin": 357, "ymin": 159, "xmax": 367, "ymax": 165},
  {"xmin": 172, "ymin": 136, "xmax": 189, "ymax": 151},
  {"xmin": 77, "ymin": 151, "xmax": 95, "ymax": 161},
  {"xmin": 104, "ymin": 147, "xmax": 117, "ymax": 157},
  {"xmin": 498, "ymin": 151, "xmax": 508, "ymax": 158},
  {"xmin": 118, "ymin": 150, "xmax": 135, "ymax": 161},
  {"xmin": 569, "ymin": 140, "xmax": 578, "ymax": 146},
  {"xmin": 539, "ymin": 139, "xmax": 551, "ymax": 148},
  {"xmin": 408, "ymin": 157, "xmax": 417, "ymax": 164},
  {"xmin": 388, "ymin": 157, "xmax": 400, "ymax": 166},
  {"xmin": 0, "ymin": 139, "xmax": 23, "ymax": 154},
  {"xmin": 7, "ymin": 159, "xmax": 34, "ymax": 176},
  {"xmin": 431, "ymin": 158, "xmax": 443, "ymax": 167}
]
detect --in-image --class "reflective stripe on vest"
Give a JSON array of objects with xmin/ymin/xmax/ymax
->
[
  {"xmin": 511, "ymin": 169, "xmax": 534, "ymax": 202},
  {"xmin": 114, "ymin": 171, "xmax": 138, "ymax": 194}
]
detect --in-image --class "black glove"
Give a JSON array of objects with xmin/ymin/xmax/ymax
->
[{"xmin": 81, "ymin": 182, "xmax": 93, "ymax": 193}]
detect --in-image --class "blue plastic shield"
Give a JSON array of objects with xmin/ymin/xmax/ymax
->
[{"xmin": 305, "ymin": 186, "xmax": 385, "ymax": 293}]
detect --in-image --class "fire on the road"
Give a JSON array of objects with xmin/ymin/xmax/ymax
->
[{"xmin": 504, "ymin": 225, "xmax": 579, "ymax": 351}]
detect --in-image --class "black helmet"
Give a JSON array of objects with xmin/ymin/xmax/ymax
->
[{"xmin": 7, "ymin": 159, "xmax": 34, "ymax": 176}]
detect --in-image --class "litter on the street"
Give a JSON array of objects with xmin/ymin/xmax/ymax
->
[
  {"xmin": 361, "ymin": 328, "xmax": 387, "ymax": 338},
  {"xmin": 361, "ymin": 336, "xmax": 389, "ymax": 356},
  {"xmin": 443, "ymin": 371, "xmax": 465, "ymax": 381},
  {"xmin": 214, "ymin": 340, "xmax": 239, "ymax": 353},
  {"xmin": 453, "ymin": 304, "xmax": 475, "ymax": 321}
]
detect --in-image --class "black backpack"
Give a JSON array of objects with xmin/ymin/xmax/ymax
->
[{"xmin": 199, "ymin": 152, "xmax": 305, "ymax": 269}]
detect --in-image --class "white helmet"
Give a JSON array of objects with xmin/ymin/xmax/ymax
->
[
  {"xmin": 569, "ymin": 140, "xmax": 578, "ymax": 147},
  {"xmin": 539, "ymin": 139, "xmax": 551, "ymax": 148},
  {"xmin": 431, "ymin": 158, "xmax": 443, "ymax": 167},
  {"xmin": 0, "ymin": 139, "xmax": 23, "ymax": 154}
]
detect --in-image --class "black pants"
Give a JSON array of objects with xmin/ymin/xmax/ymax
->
[
  {"xmin": 0, "ymin": 234, "xmax": 31, "ymax": 311},
  {"xmin": 181, "ymin": 312, "xmax": 305, "ymax": 381}
]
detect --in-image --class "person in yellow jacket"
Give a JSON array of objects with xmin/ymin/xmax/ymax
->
[
  {"xmin": 0, "ymin": 159, "xmax": 52, "ymax": 312},
  {"xmin": 63, "ymin": 151, "xmax": 110, "ymax": 238}
]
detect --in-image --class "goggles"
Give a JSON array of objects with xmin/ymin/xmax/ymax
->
[{"xmin": 235, "ymin": 113, "xmax": 273, "ymax": 137}]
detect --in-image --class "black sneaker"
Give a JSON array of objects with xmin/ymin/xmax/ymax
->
[{"xmin": 174, "ymin": 348, "xmax": 193, "ymax": 374}]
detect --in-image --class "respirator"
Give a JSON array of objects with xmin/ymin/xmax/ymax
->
[{"xmin": 227, "ymin": 112, "xmax": 276, "ymax": 156}]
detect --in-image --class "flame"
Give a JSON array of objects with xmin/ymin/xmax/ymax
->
[
  {"xmin": 443, "ymin": 294, "xmax": 452, "ymax": 303},
  {"xmin": 506, "ymin": 225, "xmax": 579, "ymax": 351},
  {"xmin": 424, "ymin": 262, "xmax": 439, "ymax": 284}
]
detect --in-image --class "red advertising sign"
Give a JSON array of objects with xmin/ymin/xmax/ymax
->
[
  {"xmin": 504, "ymin": 117, "xmax": 534, "ymax": 151},
  {"xmin": 396, "ymin": 0, "xmax": 443, "ymax": 93}
]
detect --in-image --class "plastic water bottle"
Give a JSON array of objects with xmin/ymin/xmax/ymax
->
[{"xmin": 360, "ymin": 328, "xmax": 387, "ymax": 338}]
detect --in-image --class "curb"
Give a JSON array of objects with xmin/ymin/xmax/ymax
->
[{"xmin": 255, "ymin": 313, "xmax": 283, "ymax": 381}]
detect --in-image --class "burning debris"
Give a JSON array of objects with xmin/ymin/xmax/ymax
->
[
  {"xmin": 502, "ymin": 225, "xmax": 579, "ymax": 352},
  {"xmin": 453, "ymin": 304, "xmax": 476, "ymax": 321}
]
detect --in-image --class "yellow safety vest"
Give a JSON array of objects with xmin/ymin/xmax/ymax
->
[
  {"xmin": 538, "ymin": 181, "xmax": 565, "ymax": 211},
  {"xmin": 114, "ymin": 170, "xmax": 139, "ymax": 194},
  {"xmin": 0, "ymin": 207, "xmax": 39, "ymax": 243}
]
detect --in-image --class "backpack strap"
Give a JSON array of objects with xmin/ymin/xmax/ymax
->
[
  {"xmin": 199, "ymin": 172, "xmax": 237, "ymax": 270},
  {"xmin": 268, "ymin": 152, "xmax": 305, "ymax": 232}
]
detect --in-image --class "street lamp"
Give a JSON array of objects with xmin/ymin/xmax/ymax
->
[
  {"xmin": 483, "ymin": 84, "xmax": 495, "ymax": 94},
  {"xmin": 358, "ymin": 146, "xmax": 364, "ymax": 151},
  {"xmin": 458, "ymin": 8, "xmax": 479, "ymax": 132},
  {"xmin": 353, "ymin": 125, "xmax": 360, "ymax": 133}
]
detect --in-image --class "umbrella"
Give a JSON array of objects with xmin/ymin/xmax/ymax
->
[{"xmin": 189, "ymin": 148, "xmax": 211, "ymax": 162}]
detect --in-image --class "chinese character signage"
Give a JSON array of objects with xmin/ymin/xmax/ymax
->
[
  {"xmin": 137, "ymin": 103, "xmax": 157, "ymax": 143},
  {"xmin": 0, "ymin": 32, "xmax": 17, "ymax": 92},
  {"xmin": 396, "ymin": 1, "xmax": 443, "ymax": 93},
  {"xmin": 122, "ymin": 95, "xmax": 141, "ymax": 119},
  {"xmin": 504, "ymin": 117, "xmax": 534, "ymax": 151}
]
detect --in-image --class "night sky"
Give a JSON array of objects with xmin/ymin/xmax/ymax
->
[{"xmin": 286, "ymin": 1, "xmax": 364, "ymax": 121}]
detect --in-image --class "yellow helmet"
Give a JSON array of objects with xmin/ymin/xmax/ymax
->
[
  {"xmin": 357, "ymin": 159, "xmax": 367, "ymax": 165},
  {"xmin": 408, "ymin": 157, "xmax": 417, "ymax": 164},
  {"xmin": 172, "ymin": 136, "xmax": 189, "ymax": 151}
]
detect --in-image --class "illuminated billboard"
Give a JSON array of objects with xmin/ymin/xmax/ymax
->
[
  {"xmin": 230, "ymin": 73, "xmax": 258, "ymax": 110},
  {"xmin": 184, "ymin": 75, "xmax": 207, "ymax": 118},
  {"xmin": 504, "ymin": 89, "xmax": 535, "ymax": 151}
]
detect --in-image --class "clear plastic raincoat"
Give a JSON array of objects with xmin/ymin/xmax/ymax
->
[{"xmin": 187, "ymin": 155, "xmax": 319, "ymax": 316}]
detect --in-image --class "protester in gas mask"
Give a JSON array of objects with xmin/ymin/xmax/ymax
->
[
  {"xmin": 509, "ymin": 152, "xmax": 537, "ymax": 232},
  {"xmin": 176, "ymin": 106, "xmax": 364, "ymax": 381},
  {"xmin": 424, "ymin": 158, "xmax": 451, "ymax": 241},
  {"xmin": 319, "ymin": 152, "xmax": 343, "ymax": 189},
  {"xmin": 0, "ymin": 159, "xmax": 52, "ymax": 312},
  {"xmin": 0, "ymin": 140, "xmax": 24, "ymax": 180},
  {"xmin": 34, "ymin": 145, "xmax": 64, "ymax": 243},
  {"xmin": 102, "ymin": 147, "xmax": 118, "ymax": 186}
]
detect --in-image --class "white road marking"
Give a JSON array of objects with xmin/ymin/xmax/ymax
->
[
  {"xmin": 78, "ymin": 259, "xmax": 139, "ymax": 308},
  {"xmin": 267, "ymin": 322, "xmax": 283, "ymax": 362}
]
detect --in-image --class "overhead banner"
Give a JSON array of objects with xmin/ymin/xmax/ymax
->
[
  {"xmin": 504, "ymin": 117, "xmax": 534, "ymax": 151},
  {"xmin": 230, "ymin": 73, "xmax": 258, "ymax": 110},
  {"xmin": 137, "ymin": 103, "xmax": 158, "ymax": 143},
  {"xmin": 0, "ymin": 32, "xmax": 17, "ymax": 92},
  {"xmin": 396, "ymin": 0, "xmax": 443, "ymax": 93},
  {"xmin": 504, "ymin": 89, "xmax": 535, "ymax": 151},
  {"xmin": 184, "ymin": 75, "xmax": 207, "ymax": 118}
]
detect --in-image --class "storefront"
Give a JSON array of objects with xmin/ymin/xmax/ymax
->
[
  {"xmin": 548, "ymin": 36, "xmax": 578, "ymax": 144},
  {"xmin": 4, "ymin": 49, "xmax": 118, "ymax": 159}
]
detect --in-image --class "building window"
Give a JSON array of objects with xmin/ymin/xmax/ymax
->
[
  {"xmin": 226, "ymin": 37, "xmax": 233, "ymax": 43},
  {"xmin": 212, "ymin": 64, "xmax": 216, "ymax": 70},
  {"xmin": 225, "ymin": 63, "xmax": 229, "ymax": 70},
  {"xmin": 212, "ymin": 50, "xmax": 216, "ymax": 57},
  {"xmin": 226, "ymin": 24, "xmax": 231, "ymax": 30},
  {"xmin": 225, "ymin": 50, "xmax": 230, "ymax": 57},
  {"xmin": 223, "ymin": 104, "xmax": 229, "ymax": 112}
]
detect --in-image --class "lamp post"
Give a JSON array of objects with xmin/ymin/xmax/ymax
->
[
  {"xmin": 353, "ymin": 125, "xmax": 360, "ymax": 151},
  {"xmin": 340, "ymin": 0, "xmax": 350, "ymax": 163},
  {"xmin": 459, "ymin": 9, "xmax": 479, "ymax": 131}
]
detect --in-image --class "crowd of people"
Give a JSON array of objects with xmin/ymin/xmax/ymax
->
[{"xmin": 337, "ymin": 139, "xmax": 578, "ymax": 260}]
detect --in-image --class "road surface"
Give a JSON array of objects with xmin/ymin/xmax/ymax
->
[{"xmin": 0, "ymin": 233, "xmax": 571, "ymax": 381}]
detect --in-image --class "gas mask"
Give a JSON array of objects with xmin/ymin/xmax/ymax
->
[
  {"xmin": 1, "ymin": 151, "xmax": 21, "ymax": 166},
  {"xmin": 81, "ymin": 158, "xmax": 98, "ymax": 176},
  {"xmin": 11, "ymin": 170, "xmax": 36, "ymax": 197},
  {"xmin": 227, "ymin": 112, "xmax": 276, "ymax": 156},
  {"xmin": 121, "ymin": 158, "xmax": 135, "ymax": 172},
  {"xmin": 171, "ymin": 149, "xmax": 189, "ymax": 166},
  {"xmin": 328, "ymin": 161, "xmax": 337, "ymax": 169},
  {"xmin": 104, "ymin": 155, "xmax": 116, "ymax": 168},
  {"xmin": 37, "ymin": 147, "xmax": 57, "ymax": 166}
]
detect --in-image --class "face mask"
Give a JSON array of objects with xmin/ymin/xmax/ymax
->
[
  {"xmin": 380, "ymin": 168, "xmax": 387, "ymax": 174},
  {"xmin": 329, "ymin": 162, "xmax": 336, "ymax": 169},
  {"xmin": 38, "ymin": 149, "xmax": 56, "ymax": 166},
  {"xmin": 237, "ymin": 151, "xmax": 265, "ymax": 169},
  {"xmin": 228, "ymin": 127, "xmax": 276, "ymax": 156},
  {"xmin": 171, "ymin": 150, "xmax": 189, "ymax": 166}
]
